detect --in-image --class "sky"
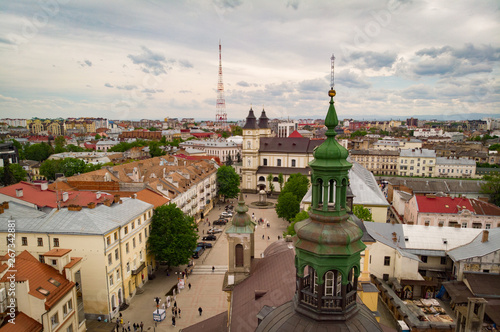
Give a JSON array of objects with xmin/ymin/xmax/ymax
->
[{"xmin": 0, "ymin": 0, "xmax": 499, "ymax": 122}]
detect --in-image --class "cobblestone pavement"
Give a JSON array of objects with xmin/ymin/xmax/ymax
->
[{"xmin": 108, "ymin": 194, "xmax": 287, "ymax": 332}]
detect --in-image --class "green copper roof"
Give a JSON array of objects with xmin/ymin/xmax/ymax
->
[{"xmin": 226, "ymin": 192, "xmax": 255, "ymax": 234}]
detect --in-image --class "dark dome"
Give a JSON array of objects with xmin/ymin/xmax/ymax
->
[{"xmin": 256, "ymin": 296, "xmax": 382, "ymax": 332}]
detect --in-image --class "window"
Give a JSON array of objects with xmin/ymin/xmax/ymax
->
[
  {"xmin": 39, "ymin": 255, "xmax": 45, "ymax": 263},
  {"xmin": 126, "ymin": 262, "xmax": 130, "ymax": 272},
  {"xmin": 291, "ymin": 159, "xmax": 296, "ymax": 167},
  {"xmin": 461, "ymin": 222, "xmax": 467, "ymax": 228},
  {"xmin": 116, "ymin": 269, "xmax": 120, "ymax": 280},
  {"xmin": 115, "ymin": 249, "xmax": 119, "ymax": 260},
  {"xmin": 37, "ymin": 237, "xmax": 43, "ymax": 246},
  {"xmin": 53, "ymin": 238, "xmax": 59, "ymax": 247},
  {"xmin": 22, "ymin": 237, "xmax": 27, "ymax": 246},
  {"xmin": 133, "ymin": 238, "xmax": 136, "ymax": 249},
  {"xmin": 124, "ymin": 226, "xmax": 128, "ymax": 235},
  {"xmin": 67, "ymin": 324, "xmax": 73, "ymax": 332},
  {"xmin": 107, "ymin": 236, "xmax": 111, "ymax": 245},
  {"xmin": 140, "ymin": 251, "xmax": 143, "ymax": 261},
  {"xmin": 109, "ymin": 274, "xmax": 113, "ymax": 286},
  {"xmin": 325, "ymin": 271, "xmax": 334, "ymax": 296},
  {"xmin": 235, "ymin": 244, "xmax": 244, "ymax": 267},
  {"xmin": 114, "ymin": 232, "xmax": 118, "ymax": 241},
  {"xmin": 145, "ymin": 228, "xmax": 148, "ymax": 238},
  {"xmin": 440, "ymin": 257, "xmax": 447, "ymax": 265},
  {"xmin": 126, "ymin": 243, "xmax": 129, "ymax": 254},
  {"xmin": 138, "ymin": 217, "xmax": 141, "ymax": 226},
  {"xmin": 108, "ymin": 254, "xmax": 112, "ymax": 265},
  {"xmin": 258, "ymin": 176, "xmax": 265, "ymax": 181},
  {"xmin": 50, "ymin": 313, "xmax": 59, "ymax": 328},
  {"xmin": 384, "ymin": 256, "xmax": 390, "ymax": 266},
  {"xmin": 421, "ymin": 255, "xmax": 428, "ymax": 263},
  {"xmin": 139, "ymin": 233, "xmax": 142, "ymax": 243},
  {"xmin": 131, "ymin": 221, "xmax": 135, "ymax": 230},
  {"xmin": 263, "ymin": 158, "xmax": 268, "ymax": 166},
  {"xmin": 486, "ymin": 224, "xmax": 491, "ymax": 229},
  {"xmin": 277, "ymin": 159, "xmax": 281, "ymax": 167}
]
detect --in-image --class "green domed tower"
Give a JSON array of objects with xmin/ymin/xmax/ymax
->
[{"xmin": 292, "ymin": 55, "xmax": 369, "ymax": 322}]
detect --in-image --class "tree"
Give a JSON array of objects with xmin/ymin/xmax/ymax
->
[
  {"xmin": 481, "ymin": 172, "xmax": 500, "ymax": 207},
  {"xmin": 159, "ymin": 136, "xmax": 168, "ymax": 145},
  {"xmin": 148, "ymin": 127, "xmax": 158, "ymax": 131},
  {"xmin": 232, "ymin": 126, "xmax": 242, "ymax": 136},
  {"xmin": 1, "ymin": 159, "xmax": 16, "ymax": 185},
  {"xmin": 225, "ymin": 153, "xmax": 233, "ymax": 166},
  {"xmin": 267, "ymin": 174, "xmax": 275, "ymax": 195},
  {"xmin": 221, "ymin": 131, "xmax": 230, "ymax": 138},
  {"xmin": 25, "ymin": 143, "xmax": 53, "ymax": 161},
  {"xmin": 353, "ymin": 205, "xmax": 373, "ymax": 221},
  {"xmin": 283, "ymin": 210, "xmax": 309, "ymax": 237},
  {"xmin": 149, "ymin": 141, "xmax": 165, "ymax": 157},
  {"xmin": 95, "ymin": 134, "xmax": 102, "ymax": 140},
  {"xmin": 276, "ymin": 192, "xmax": 300, "ymax": 222},
  {"xmin": 40, "ymin": 159, "xmax": 61, "ymax": 180},
  {"xmin": 66, "ymin": 144, "xmax": 86, "ymax": 152},
  {"xmin": 10, "ymin": 139, "xmax": 25, "ymax": 160},
  {"xmin": 217, "ymin": 165, "xmax": 240, "ymax": 201},
  {"xmin": 54, "ymin": 136, "xmax": 66, "ymax": 153},
  {"xmin": 40, "ymin": 158, "xmax": 102, "ymax": 180},
  {"xmin": 147, "ymin": 204, "xmax": 198, "ymax": 269},
  {"xmin": 281, "ymin": 173, "xmax": 309, "ymax": 202},
  {"xmin": 278, "ymin": 173, "xmax": 284, "ymax": 192}
]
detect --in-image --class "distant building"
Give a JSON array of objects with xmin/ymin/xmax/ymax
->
[{"xmin": 398, "ymin": 148, "xmax": 436, "ymax": 177}]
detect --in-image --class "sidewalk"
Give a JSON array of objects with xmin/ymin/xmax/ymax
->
[{"xmin": 113, "ymin": 194, "xmax": 286, "ymax": 332}]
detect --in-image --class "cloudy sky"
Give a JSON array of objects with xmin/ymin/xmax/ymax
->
[{"xmin": 0, "ymin": 0, "xmax": 499, "ymax": 122}]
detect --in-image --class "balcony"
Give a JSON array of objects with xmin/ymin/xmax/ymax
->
[{"xmin": 132, "ymin": 262, "xmax": 146, "ymax": 276}]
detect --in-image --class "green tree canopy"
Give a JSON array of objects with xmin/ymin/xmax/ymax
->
[
  {"xmin": 283, "ymin": 210, "xmax": 309, "ymax": 237},
  {"xmin": 350, "ymin": 130, "xmax": 368, "ymax": 139},
  {"xmin": 149, "ymin": 141, "xmax": 165, "ymax": 157},
  {"xmin": 54, "ymin": 136, "xmax": 66, "ymax": 153},
  {"xmin": 278, "ymin": 173, "xmax": 284, "ymax": 192},
  {"xmin": 147, "ymin": 204, "xmax": 198, "ymax": 268},
  {"xmin": 353, "ymin": 205, "xmax": 373, "ymax": 221},
  {"xmin": 25, "ymin": 142, "xmax": 53, "ymax": 162},
  {"xmin": 267, "ymin": 174, "xmax": 275, "ymax": 195},
  {"xmin": 276, "ymin": 192, "xmax": 300, "ymax": 222},
  {"xmin": 108, "ymin": 140, "xmax": 148, "ymax": 152},
  {"xmin": 281, "ymin": 173, "xmax": 310, "ymax": 202},
  {"xmin": 232, "ymin": 126, "xmax": 242, "ymax": 136},
  {"xmin": 481, "ymin": 172, "xmax": 500, "ymax": 207},
  {"xmin": 217, "ymin": 165, "xmax": 240, "ymax": 201},
  {"xmin": 148, "ymin": 127, "xmax": 158, "ymax": 131},
  {"xmin": 40, "ymin": 158, "xmax": 103, "ymax": 180},
  {"xmin": 10, "ymin": 139, "xmax": 25, "ymax": 159},
  {"xmin": 0, "ymin": 159, "xmax": 26, "ymax": 186},
  {"xmin": 95, "ymin": 134, "xmax": 102, "ymax": 140}
]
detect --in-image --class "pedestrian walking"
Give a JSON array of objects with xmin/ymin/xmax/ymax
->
[
  {"xmin": 268, "ymin": 236, "xmax": 270, "ymax": 240},
  {"xmin": 178, "ymin": 308, "xmax": 182, "ymax": 319},
  {"xmin": 172, "ymin": 316, "xmax": 176, "ymax": 327},
  {"xmin": 198, "ymin": 307, "xmax": 203, "ymax": 316},
  {"xmin": 175, "ymin": 307, "xmax": 178, "ymax": 317},
  {"xmin": 128, "ymin": 321, "xmax": 131, "ymax": 331},
  {"xmin": 174, "ymin": 301, "xmax": 177, "ymax": 308},
  {"xmin": 188, "ymin": 283, "xmax": 191, "ymax": 290},
  {"xmin": 172, "ymin": 306, "xmax": 175, "ymax": 315},
  {"xmin": 212, "ymin": 266, "xmax": 215, "ymax": 272},
  {"xmin": 133, "ymin": 323, "xmax": 137, "ymax": 332},
  {"xmin": 262, "ymin": 235, "xmax": 264, "ymax": 239},
  {"xmin": 140, "ymin": 322, "xmax": 143, "ymax": 332}
]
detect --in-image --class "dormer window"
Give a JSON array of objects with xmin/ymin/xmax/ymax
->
[{"xmin": 48, "ymin": 278, "xmax": 61, "ymax": 287}]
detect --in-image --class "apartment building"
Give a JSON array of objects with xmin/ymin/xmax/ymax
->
[
  {"xmin": 398, "ymin": 148, "xmax": 436, "ymax": 177},
  {"xmin": 434, "ymin": 157, "xmax": 477, "ymax": 178},
  {"xmin": 349, "ymin": 150, "xmax": 399, "ymax": 175}
]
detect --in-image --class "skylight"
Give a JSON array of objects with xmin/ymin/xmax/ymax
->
[
  {"xmin": 37, "ymin": 287, "xmax": 50, "ymax": 296},
  {"xmin": 48, "ymin": 278, "xmax": 61, "ymax": 287}
]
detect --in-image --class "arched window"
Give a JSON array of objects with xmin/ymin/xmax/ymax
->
[
  {"xmin": 291, "ymin": 159, "xmax": 296, "ymax": 167},
  {"xmin": 273, "ymin": 177, "xmax": 278, "ymax": 182},
  {"xmin": 325, "ymin": 271, "xmax": 335, "ymax": 296},
  {"xmin": 247, "ymin": 141, "xmax": 251, "ymax": 149},
  {"xmin": 277, "ymin": 159, "xmax": 282, "ymax": 166},
  {"xmin": 258, "ymin": 176, "xmax": 265, "ymax": 181},
  {"xmin": 235, "ymin": 244, "xmax": 244, "ymax": 267}
]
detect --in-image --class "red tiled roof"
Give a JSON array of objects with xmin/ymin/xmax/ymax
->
[
  {"xmin": 191, "ymin": 132, "xmax": 213, "ymax": 138},
  {"xmin": 43, "ymin": 248, "xmax": 72, "ymax": 257},
  {"xmin": 415, "ymin": 196, "xmax": 474, "ymax": 214},
  {"xmin": 0, "ymin": 251, "xmax": 75, "ymax": 310},
  {"xmin": 0, "ymin": 181, "xmax": 114, "ymax": 208},
  {"xmin": 470, "ymin": 199, "xmax": 500, "ymax": 216},
  {"xmin": 288, "ymin": 130, "xmax": 303, "ymax": 138},
  {"xmin": 64, "ymin": 257, "xmax": 83, "ymax": 269},
  {"xmin": 0, "ymin": 312, "xmax": 42, "ymax": 332},
  {"xmin": 173, "ymin": 154, "xmax": 221, "ymax": 164}
]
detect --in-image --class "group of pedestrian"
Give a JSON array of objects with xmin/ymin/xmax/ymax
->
[
  {"xmin": 115, "ymin": 315, "xmax": 143, "ymax": 332},
  {"xmin": 171, "ymin": 301, "xmax": 181, "ymax": 326}
]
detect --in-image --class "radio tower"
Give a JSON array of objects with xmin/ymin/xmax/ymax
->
[{"xmin": 215, "ymin": 40, "xmax": 228, "ymax": 131}]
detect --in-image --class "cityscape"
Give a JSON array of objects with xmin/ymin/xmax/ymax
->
[{"xmin": 1, "ymin": 1, "xmax": 500, "ymax": 332}]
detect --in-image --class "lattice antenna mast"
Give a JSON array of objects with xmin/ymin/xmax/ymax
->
[
  {"xmin": 216, "ymin": 39, "xmax": 227, "ymax": 131},
  {"xmin": 330, "ymin": 53, "xmax": 335, "ymax": 89}
]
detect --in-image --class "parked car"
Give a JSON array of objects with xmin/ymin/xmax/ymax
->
[
  {"xmin": 213, "ymin": 219, "xmax": 227, "ymax": 225},
  {"xmin": 208, "ymin": 227, "xmax": 223, "ymax": 234},
  {"xmin": 197, "ymin": 242, "xmax": 213, "ymax": 248},
  {"xmin": 202, "ymin": 235, "xmax": 216, "ymax": 241},
  {"xmin": 225, "ymin": 204, "xmax": 233, "ymax": 210},
  {"xmin": 192, "ymin": 246, "xmax": 205, "ymax": 259},
  {"xmin": 220, "ymin": 211, "xmax": 233, "ymax": 218}
]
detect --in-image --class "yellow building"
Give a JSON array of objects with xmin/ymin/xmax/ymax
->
[{"xmin": 0, "ymin": 199, "xmax": 155, "ymax": 322}]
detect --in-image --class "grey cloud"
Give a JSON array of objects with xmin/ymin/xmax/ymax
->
[
  {"xmin": 0, "ymin": 36, "xmax": 16, "ymax": 45},
  {"xmin": 179, "ymin": 60, "xmax": 193, "ymax": 68},
  {"xmin": 116, "ymin": 85, "xmax": 137, "ymax": 90},
  {"xmin": 346, "ymin": 51, "xmax": 397, "ymax": 70},
  {"xmin": 84, "ymin": 59, "xmax": 92, "ymax": 67},
  {"xmin": 237, "ymin": 81, "xmax": 250, "ymax": 87},
  {"xmin": 336, "ymin": 69, "xmax": 371, "ymax": 89},
  {"xmin": 298, "ymin": 78, "xmax": 326, "ymax": 92},
  {"xmin": 213, "ymin": 0, "xmax": 243, "ymax": 9},
  {"xmin": 128, "ymin": 46, "xmax": 168, "ymax": 76},
  {"xmin": 399, "ymin": 85, "xmax": 436, "ymax": 100},
  {"xmin": 142, "ymin": 88, "xmax": 164, "ymax": 93},
  {"xmin": 416, "ymin": 44, "xmax": 500, "ymax": 63},
  {"xmin": 104, "ymin": 83, "xmax": 113, "ymax": 88},
  {"xmin": 179, "ymin": 90, "xmax": 191, "ymax": 93},
  {"xmin": 413, "ymin": 57, "xmax": 455, "ymax": 76},
  {"xmin": 286, "ymin": 0, "xmax": 299, "ymax": 10}
]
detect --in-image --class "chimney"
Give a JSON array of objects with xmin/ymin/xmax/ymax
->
[
  {"xmin": 87, "ymin": 202, "xmax": 96, "ymax": 209},
  {"xmin": 96, "ymin": 193, "xmax": 101, "ymax": 200},
  {"xmin": 0, "ymin": 206, "xmax": 3, "ymax": 214},
  {"xmin": 132, "ymin": 194, "xmax": 137, "ymax": 199},
  {"xmin": 16, "ymin": 188, "xmax": 23, "ymax": 197},
  {"xmin": 2, "ymin": 202, "xmax": 9, "ymax": 209},
  {"xmin": 482, "ymin": 230, "xmax": 489, "ymax": 243},
  {"xmin": 113, "ymin": 195, "xmax": 120, "ymax": 203},
  {"xmin": 41, "ymin": 183, "xmax": 48, "ymax": 191},
  {"xmin": 62, "ymin": 192, "xmax": 69, "ymax": 202}
]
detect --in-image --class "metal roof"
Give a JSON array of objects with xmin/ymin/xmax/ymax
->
[
  {"xmin": 447, "ymin": 228, "xmax": 500, "ymax": 261},
  {"xmin": 435, "ymin": 157, "xmax": 476, "ymax": 166},
  {"xmin": 349, "ymin": 161, "xmax": 389, "ymax": 206},
  {"xmin": 400, "ymin": 148, "xmax": 436, "ymax": 158}
]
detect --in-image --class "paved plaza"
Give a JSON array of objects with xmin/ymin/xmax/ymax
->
[{"xmin": 107, "ymin": 193, "xmax": 287, "ymax": 332}]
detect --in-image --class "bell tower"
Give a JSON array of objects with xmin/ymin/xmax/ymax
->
[{"xmin": 293, "ymin": 54, "xmax": 367, "ymax": 321}]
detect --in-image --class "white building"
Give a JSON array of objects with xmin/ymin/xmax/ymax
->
[
  {"xmin": 398, "ymin": 148, "xmax": 436, "ymax": 177},
  {"xmin": 179, "ymin": 139, "xmax": 241, "ymax": 163},
  {"xmin": 434, "ymin": 157, "xmax": 477, "ymax": 178}
]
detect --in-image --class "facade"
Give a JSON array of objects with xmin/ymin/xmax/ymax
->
[
  {"xmin": 0, "ymin": 198, "xmax": 155, "ymax": 321},
  {"xmin": 277, "ymin": 121, "xmax": 298, "ymax": 137},
  {"xmin": 434, "ymin": 157, "xmax": 477, "ymax": 178},
  {"xmin": 404, "ymin": 195, "xmax": 500, "ymax": 229},
  {"xmin": 96, "ymin": 140, "xmax": 120, "ymax": 152},
  {"xmin": 0, "ymin": 250, "xmax": 85, "ymax": 332},
  {"xmin": 398, "ymin": 148, "xmax": 436, "ymax": 177},
  {"xmin": 48, "ymin": 151, "xmax": 122, "ymax": 164},
  {"xmin": 349, "ymin": 149, "xmax": 399, "ymax": 175},
  {"xmin": 0, "ymin": 142, "xmax": 19, "ymax": 167},
  {"xmin": 179, "ymin": 139, "xmax": 240, "ymax": 164}
]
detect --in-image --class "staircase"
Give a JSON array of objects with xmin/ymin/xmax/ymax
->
[{"xmin": 191, "ymin": 265, "xmax": 227, "ymax": 275}]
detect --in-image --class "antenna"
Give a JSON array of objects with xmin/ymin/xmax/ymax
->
[
  {"xmin": 215, "ymin": 39, "xmax": 228, "ymax": 131},
  {"xmin": 328, "ymin": 54, "xmax": 336, "ymax": 98}
]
